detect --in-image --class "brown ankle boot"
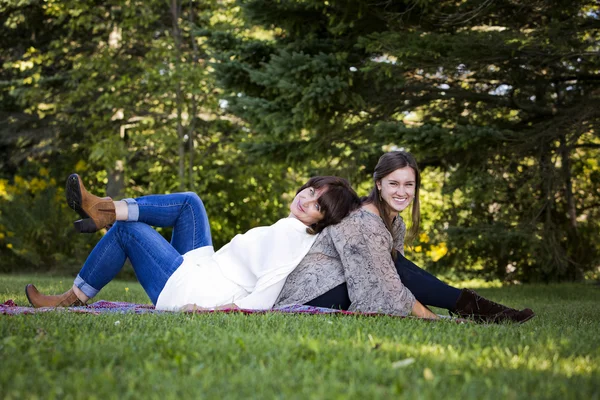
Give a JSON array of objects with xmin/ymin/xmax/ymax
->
[
  {"xmin": 453, "ymin": 289, "xmax": 535, "ymax": 324},
  {"xmin": 66, "ymin": 174, "xmax": 116, "ymax": 233},
  {"xmin": 25, "ymin": 284, "xmax": 86, "ymax": 308}
]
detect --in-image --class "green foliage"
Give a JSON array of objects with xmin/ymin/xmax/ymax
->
[
  {"xmin": 0, "ymin": 0, "xmax": 297, "ymax": 252},
  {"xmin": 1, "ymin": 0, "xmax": 599, "ymax": 281},
  {"xmin": 0, "ymin": 173, "xmax": 99, "ymax": 272},
  {"xmin": 1, "ymin": 274, "xmax": 600, "ymax": 399},
  {"xmin": 213, "ymin": 0, "xmax": 600, "ymax": 281}
]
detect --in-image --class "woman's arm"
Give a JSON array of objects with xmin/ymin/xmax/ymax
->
[
  {"xmin": 329, "ymin": 212, "xmax": 417, "ymax": 316},
  {"xmin": 392, "ymin": 216, "xmax": 407, "ymax": 256},
  {"xmin": 180, "ymin": 303, "xmax": 240, "ymax": 311},
  {"xmin": 232, "ymin": 279, "xmax": 288, "ymax": 310},
  {"xmin": 214, "ymin": 303, "xmax": 240, "ymax": 310}
]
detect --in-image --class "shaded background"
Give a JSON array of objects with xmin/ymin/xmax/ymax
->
[{"xmin": 1, "ymin": 0, "xmax": 598, "ymax": 282}]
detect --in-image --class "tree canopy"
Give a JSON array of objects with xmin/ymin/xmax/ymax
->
[
  {"xmin": 212, "ymin": 0, "xmax": 600, "ymax": 281},
  {"xmin": 1, "ymin": 0, "xmax": 599, "ymax": 281}
]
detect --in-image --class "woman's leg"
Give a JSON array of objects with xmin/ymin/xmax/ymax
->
[
  {"xmin": 26, "ymin": 221, "xmax": 183, "ymax": 307},
  {"xmin": 394, "ymin": 253, "xmax": 461, "ymax": 310},
  {"xmin": 306, "ymin": 254, "xmax": 460, "ymax": 310},
  {"xmin": 394, "ymin": 253, "xmax": 534, "ymax": 322},
  {"xmin": 67, "ymin": 173, "xmax": 211, "ymax": 249},
  {"xmin": 307, "ymin": 252, "xmax": 534, "ymax": 323},
  {"xmin": 119, "ymin": 192, "xmax": 212, "ymax": 254},
  {"xmin": 74, "ymin": 221, "xmax": 184, "ymax": 304},
  {"xmin": 305, "ymin": 284, "xmax": 351, "ymax": 310}
]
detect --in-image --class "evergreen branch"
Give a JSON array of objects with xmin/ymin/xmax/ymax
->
[
  {"xmin": 551, "ymin": 73, "xmax": 600, "ymax": 82},
  {"xmin": 573, "ymin": 143, "xmax": 600, "ymax": 149}
]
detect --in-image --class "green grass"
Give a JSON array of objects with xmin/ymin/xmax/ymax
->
[{"xmin": 1, "ymin": 274, "xmax": 598, "ymax": 399}]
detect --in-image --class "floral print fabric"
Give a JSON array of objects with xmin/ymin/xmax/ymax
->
[{"xmin": 275, "ymin": 209, "xmax": 416, "ymax": 316}]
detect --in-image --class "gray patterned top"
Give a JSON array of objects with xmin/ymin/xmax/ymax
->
[{"xmin": 274, "ymin": 208, "xmax": 416, "ymax": 316}]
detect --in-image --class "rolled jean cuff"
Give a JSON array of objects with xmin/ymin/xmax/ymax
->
[
  {"xmin": 122, "ymin": 198, "xmax": 139, "ymax": 222},
  {"xmin": 74, "ymin": 275, "xmax": 100, "ymax": 298}
]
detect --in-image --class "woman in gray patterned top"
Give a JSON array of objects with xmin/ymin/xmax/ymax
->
[{"xmin": 275, "ymin": 151, "xmax": 535, "ymax": 323}]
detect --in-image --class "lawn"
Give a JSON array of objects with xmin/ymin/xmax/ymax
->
[{"xmin": 1, "ymin": 274, "xmax": 598, "ymax": 399}]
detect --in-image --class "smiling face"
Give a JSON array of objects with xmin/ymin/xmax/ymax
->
[
  {"xmin": 289, "ymin": 186, "xmax": 326, "ymax": 226},
  {"xmin": 376, "ymin": 166, "xmax": 416, "ymax": 219}
]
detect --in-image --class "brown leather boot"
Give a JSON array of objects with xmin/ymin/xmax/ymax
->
[
  {"xmin": 66, "ymin": 173, "xmax": 116, "ymax": 233},
  {"xmin": 453, "ymin": 289, "xmax": 535, "ymax": 324},
  {"xmin": 25, "ymin": 284, "xmax": 86, "ymax": 308}
]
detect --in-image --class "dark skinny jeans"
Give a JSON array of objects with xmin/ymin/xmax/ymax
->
[{"xmin": 306, "ymin": 252, "xmax": 461, "ymax": 311}]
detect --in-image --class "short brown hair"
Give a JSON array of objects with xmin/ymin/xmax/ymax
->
[{"xmin": 296, "ymin": 176, "xmax": 361, "ymax": 234}]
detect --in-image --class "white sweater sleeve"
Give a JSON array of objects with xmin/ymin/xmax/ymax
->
[
  {"xmin": 216, "ymin": 218, "xmax": 318, "ymax": 310},
  {"xmin": 233, "ymin": 278, "xmax": 287, "ymax": 310}
]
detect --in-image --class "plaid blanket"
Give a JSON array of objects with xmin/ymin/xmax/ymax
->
[
  {"xmin": 0, "ymin": 299, "xmax": 383, "ymax": 316},
  {"xmin": 1, "ymin": 300, "xmax": 462, "ymax": 322}
]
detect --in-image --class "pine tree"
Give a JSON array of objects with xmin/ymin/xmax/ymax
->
[{"xmin": 212, "ymin": 0, "xmax": 600, "ymax": 280}]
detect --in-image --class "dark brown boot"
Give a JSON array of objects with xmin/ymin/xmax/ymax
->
[
  {"xmin": 453, "ymin": 289, "xmax": 535, "ymax": 324},
  {"xmin": 25, "ymin": 284, "xmax": 86, "ymax": 308},
  {"xmin": 66, "ymin": 174, "xmax": 116, "ymax": 233}
]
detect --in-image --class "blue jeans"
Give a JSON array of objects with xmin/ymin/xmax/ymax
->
[
  {"xmin": 393, "ymin": 253, "xmax": 461, "ymax": 309},
  {"xmin": 306, "ymin": 253, "xmax": 462, "ymax": 310},
  {"xmin": 73, "ymin": 192, "xmax": 212, "ymax": 304}
]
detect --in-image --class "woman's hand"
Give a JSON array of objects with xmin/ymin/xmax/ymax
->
[
  {"xmin": 180, "ymin": 303, "xmax": 208, "ymax": 312},
  {"xmin": 180, "ymin": 303, "xmax": 241, "ymax": 312},
  {"xmin": 411, "ymin": 300, "xmax": 439, "ymax": 320},
  {"xmin": 214, "ymin": 303, "xmax": 240, "ymax": 310}
]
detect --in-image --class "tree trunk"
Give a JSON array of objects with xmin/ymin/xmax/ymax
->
[
  {"xmin": 106, "ymin": 160, "xmax": 125, "ymax": 199},
  {"xmin": 187, "ymin": 0, "xmax": 201, "ymax": 191},
  {"xmin": 188, "ymin": 114, "xmax": 195, "ymax": 191},
  {"xmin": 559, "ymin": 135, "xmax": 578, "ymax": 230},
  {"xmin": 171, "ymin": 0, "xmax": 185, "ymax": 191}
]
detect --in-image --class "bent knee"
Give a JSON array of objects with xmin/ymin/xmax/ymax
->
[
  {"xmin": 181, "ymin": 191, "xmax": 203, "ymax": 206},
  {"xmin": 111, "ymin": 221, "xmax": 145, "ymax": 234}
]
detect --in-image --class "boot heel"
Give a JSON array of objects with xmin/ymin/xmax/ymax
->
[
  {"xmin": 74, "ymin": 218, "xmax": 98, "ymax": 233},
  {"xmin": 66, "ymin": 174, "xmax": 88, "ymax": 219},
  {"xmin": 65, "ymin": 173, "xmax": 115, "ymax": 232}
]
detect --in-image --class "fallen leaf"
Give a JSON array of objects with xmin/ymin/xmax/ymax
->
[
  {"xmin": 423, "ymin": 367, "xmax": 434, "ymax": 381},
  {"xmin": 392, "ymin": 358, "xmax": 415, "ymax": 368}
]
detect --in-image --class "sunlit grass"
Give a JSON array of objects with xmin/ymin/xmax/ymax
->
[
  {"xmin": 1, "ymin": 274, "xmax": 598, "ymax": 399},
  {"xmin": 445, "ymin": 277, "xmax": 504, "ymax": 289}
]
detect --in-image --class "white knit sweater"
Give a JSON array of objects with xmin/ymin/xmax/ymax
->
[{"xmin": 156, "ymin": 217, "xmax": 317, "ymax": 311}]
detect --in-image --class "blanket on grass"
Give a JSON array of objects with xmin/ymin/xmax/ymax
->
[
  {"xmin": 0, "ymin": 299, "xmax": 387, "ymax": 317},
  {"xmin": 1, "ymin": 300, "xmax": 458, "ymax": 321}
]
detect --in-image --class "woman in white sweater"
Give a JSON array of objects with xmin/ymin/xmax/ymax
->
[{"xmin": 25, "ymin": 175, "xmax": 361, "ymax": 310}]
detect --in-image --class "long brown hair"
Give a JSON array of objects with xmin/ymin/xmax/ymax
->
[
  {"xmin": 296, "ymin": 176, "xmax": 361, "ymax": 234},
  {"xmin": 363, "ymin": 151, "xmax": 421, "ymax": 243}
]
